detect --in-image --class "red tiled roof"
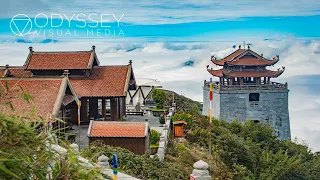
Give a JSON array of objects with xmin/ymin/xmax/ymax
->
[
  {"xmin": 224, "ymin": 70, "xmax": 284, "ymax": 78},
  {"xmin": 8, "ymin": 68, "xmax": 32, "ymax": 78},
  {"xmin": 89, "ymin": 121, "xmax": 148, "ymax": 138},
  {"xmin": 0, "ymin": 69, "xmax": 6, "ymax": 77},
  {"xmin": 208, "ymin": 69, "xmax": 224, "ymax": 77},
  {"xmin": 0, "ymin": 79, "xmax": 63, "ymax": 118},
  {"xmin": 226, "ymin": 57, "xmax": 278, "ymax": 66},
  {"xmin": 208, "ymin": 68, "xmax": 284, "ymax": 78},
  {"xmin": 211, "ymin": 49, "xmax": 278, "ymax": 66},
  {"xmin": 70, "ymin": 66, "xmax": 130, "ymax": 97},
  {"xmin": 222, "ymin": 49, "xmax": 246, "ymax": 61},
  {"xmin": 26, "ymin": 51, "xmax": 93, "ymax": 70}
]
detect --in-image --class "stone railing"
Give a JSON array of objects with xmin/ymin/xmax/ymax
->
[
  {"xmin": 154, "ymin": 106, "xmax": 175, "ymax": 161},
  {"xmin": 205, "ymin": 81, "xmax": 287, "ymax": 91},
  {"xmin": 49, "ymin": 141, "xmax": 140, "ymax": 180}
]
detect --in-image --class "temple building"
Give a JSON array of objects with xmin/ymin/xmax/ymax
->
[
  {"xmin": 0, "ymin": 46, "xmax": 136, "ymax": 127},
  {"xmin": 126, "ymin": 78, "xmax": 162, "ymax": 113},
  {"xmin": 202, "ymin": 45, "xmax": 291, "ymax": 140}
]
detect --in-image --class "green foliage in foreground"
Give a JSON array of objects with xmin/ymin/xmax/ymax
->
[
  {"xmin": 0, "ymin": 113, "xmax": 105, "ymax": 179},
  {"xmin": 81, "ymin": 142, "xmax": 185, "ymax": 180},
  {"xmin": 168, "ymin": 111, "xmax": 320, "ymax": 180}
]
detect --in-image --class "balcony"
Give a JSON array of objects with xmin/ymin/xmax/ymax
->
[{"xmin": 204, "ymin": 81, "xmax": 288, "ymax": 91}]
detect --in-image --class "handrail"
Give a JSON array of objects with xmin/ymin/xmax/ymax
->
[{"xmin": 205, "ymin": 81, "xmax": 287, "ymax": 90}]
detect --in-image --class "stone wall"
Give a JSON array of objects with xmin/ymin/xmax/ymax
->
[{"xmin": 202, "ymin": 81, "xmax": 291, "ymax": 140}]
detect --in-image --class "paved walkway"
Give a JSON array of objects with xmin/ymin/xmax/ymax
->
[
  {"xmin": 69, "ymin": 125, "xmax": 89, "ymax": 150},
  {"xmin": 126, "ymin": 115, "xmax": 165, "ymax": 134}
]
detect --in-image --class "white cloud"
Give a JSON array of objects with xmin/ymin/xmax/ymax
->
[{"xmin": 1, "ymin": 38, "xmax": 320, "ymax": 151}]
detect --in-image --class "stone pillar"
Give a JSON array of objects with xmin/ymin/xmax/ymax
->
[
  {"xmin": 102, "ymin": 98, "xmax": 106, "ymax": 120},
  {"xmin": 89, "ymin": 98, "xmax": 98, "ymax": 119},
  {"xmin": 190, "ymin": 160, "xmax": 211, "ymax": 180}
]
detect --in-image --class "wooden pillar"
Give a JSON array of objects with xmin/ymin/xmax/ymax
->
[
  {"xmin": 120, "ymin": 97, "xmax": 126, "ymax": 117},
  {"xmin": 268, "ymin": 77, "xmax": 271, "ymax": 84},
  {"xmin": 264, "ymin": 77, "xmax": 266, "ymax": 84},
  {"xmin": 240, "ymin": 77, "xmax": 243, "ymax": 85},
  {"xmin": 80, "ymin": 97, "xmax": 88, "ymax": 124},
  {"xmin": 89, "ymin": 98, "xmax": 98, "ymax": 119},
  {"xmin": 102, "ymin": 98, "xmax": 106, "ymax": 120},
  {"xmin": 110, "ymin": 97, "xmax": 119, "ymax": 121}
]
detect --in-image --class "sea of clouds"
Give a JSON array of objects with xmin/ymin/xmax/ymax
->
[{"xmin": 1, "ymin": 37, "xmax": 320, "ymax": 151}]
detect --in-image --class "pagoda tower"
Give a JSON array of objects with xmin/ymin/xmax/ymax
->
[{"xmin": 202, "ymin": 45, "xmax": 290, "ymax": 140}]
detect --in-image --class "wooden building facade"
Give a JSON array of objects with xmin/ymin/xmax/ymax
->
[
  {"xmin": 88, "ymin": 121, "xmax": 150, "ymax": 155},
  {"xmin": 0, "ymin": 46, "xmax": 136, "ymax": 125}
]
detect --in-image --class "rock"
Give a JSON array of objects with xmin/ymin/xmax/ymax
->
[
  {"xmin": 97, "ymin": 155, "xmax": 110, "ymax": 167},
  {"xmin": 193, "ymin": 160, "xmax": 209, "ymax": 170},
  {"xmin": 70, "ymin": 143, "xmax": 79, "ymax": 154},
  {"xmin": 176, "ymin": 137, "xmax": 186, "ymax": 143}
]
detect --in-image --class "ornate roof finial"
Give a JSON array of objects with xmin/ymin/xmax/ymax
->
[
  {"xmin": 129, "ymin": 60, "xmax": 132, "ymax": 65},
  {"xmin": 5, "ymin": 64, "xmax": 9, "ymax": 69},
  {"xmin": 206, "ymin": 65, "xmax": 209, "ymax": 69},
  {"xmin": 92, "ymin": 45, "xmax": 96, "ymax": 51},
  {"xmin": 247, "ymin": 44, "xmax": 250, "ymax": 49},
  {"xmin": 261, "ymin": 54, "xmax": 263, "ymax": 57},
  {"xmin": 239, "ymin": 45, "xmax": 241, "ymax": 49},
  {"xmin": 29, "ymin": 46, "xmax": 33, "ymax": 52}
]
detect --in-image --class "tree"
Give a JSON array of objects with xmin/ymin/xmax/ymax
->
[{"xmin": 152, "ymin": 89, "xmax": 167, "ymax": 109}]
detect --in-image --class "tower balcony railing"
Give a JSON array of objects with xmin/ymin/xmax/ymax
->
[{"xmin": 205, "ymin": 81, "xmax": 288, "ymax": 91}]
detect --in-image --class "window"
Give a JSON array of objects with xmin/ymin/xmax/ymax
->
[
  {"xmin": 249, "ymin": 93, "xmax": 260, "ymax": 101},
  {"xmin": 253, "ymin": 120, "xmax": 260, "ymax": 123}
]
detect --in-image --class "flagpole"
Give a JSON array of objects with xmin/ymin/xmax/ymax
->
[
  {"xmin": 209, "ymin": 77, "xmax": 213, "ymax": 173},
  {"xmin": 77, "ymin": 96, "xmax": 81, "ymax": 151}
]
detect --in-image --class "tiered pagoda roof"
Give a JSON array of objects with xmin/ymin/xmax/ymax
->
[
  {"xmin": 211, "ymin": 48, "xmax": 279, "ymax": 66},
  {"xmin": 208, "ymin": 47, "xmax": 284, "ymax": 78}
]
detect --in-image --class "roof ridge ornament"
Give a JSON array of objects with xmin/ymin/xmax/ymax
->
[
  {"xmin": 211, "ymin": 55, "xmax": 216, "ymax": 61},
  {"xmin": 129, "ymin": 60, "xmax": 132, "ymax": 65},
  {"xmin": 29, "ymin": 46, "xmax": 33, "ymax": 52},
  {"xmin": 92, "ymin": 45, "xmax": 96, "ymax": 51}
]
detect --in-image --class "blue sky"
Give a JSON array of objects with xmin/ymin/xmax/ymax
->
[{"xmin": 1, "ymin": 0, "xmax": 320, "ymax": 151}]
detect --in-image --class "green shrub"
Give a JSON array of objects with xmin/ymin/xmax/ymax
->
[
  {"xmin": 152, "ymin": 89, "xmax": 167, "ymax": 109},
  {"xmin": 150, "ymin": 129, "xmax": 161, "ymax": 145},
  {"xmin": 81, "ymin": 142, "xmax": 186, "ymax": 179}
]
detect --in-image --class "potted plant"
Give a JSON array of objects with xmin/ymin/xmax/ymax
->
[
  {"xmin": 150, "ymin": 129, "xmax": 161, "ymax": 155},
  {"xmin": 150, "ymin": 144, "xmax": 159, "ymax": 155}
]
